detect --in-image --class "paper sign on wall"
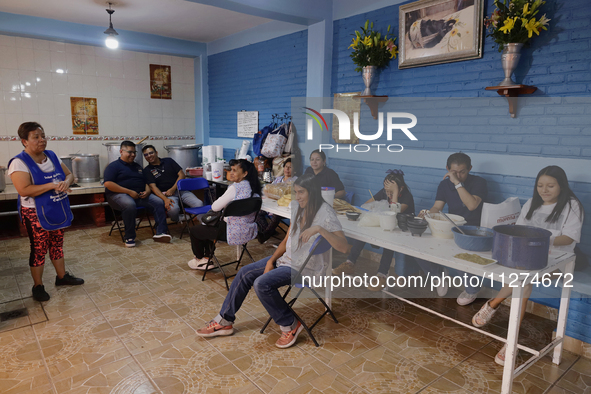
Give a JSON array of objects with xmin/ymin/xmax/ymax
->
[{"xmin": 237, "ymin": 111, "xmax": 259, "ymax": 137}]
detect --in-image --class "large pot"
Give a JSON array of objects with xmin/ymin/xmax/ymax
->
[
  {"xmin": 71, "ymin": 153, "xmax": 100, "ymax": 183},
  {"xmin": 60, "ymin": 156, "xmax": 73, "ymax": 173},
  {"xmin": 0, "ymin": 167, "xmax": 6, "ymax": 192},
  {"xmin": 164, "ymin": 144, "xmax": 203, "ymax": 171},
  {"xmin": 104, "ymin": 142, "xmax": 145, "ymax": 167},
  {"xmin": 492, "ymin": 225, "xmax": 552, "ymax": 270}
]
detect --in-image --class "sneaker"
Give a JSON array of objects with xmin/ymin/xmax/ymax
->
[
  {"xmin": 436, "ymin": 269, "xmax": 449, "ymax": 297},
  {"xmin": 457, "ymin": 290, "xmax": 478, "ymax": 306},
  {"xmin": 367, "ymin": 274, "xmax": 387, "ymax": 292},
  {"xmin": 55, "ymin": 272, "xmax": 84, "ymax": 286},
  {"xmin": 275, "ymin": 321, "xmax": 303, "ymax": 349},
  {"xmin": 125, "ymin": 239, "xmax": 135, "ymax": 248},
  {"xmin": 153, "ymin": 233, "xmax": 172, "ymax": 243},
  {"xmin": 495, "ymin": 344, "xmax": 507, "ymax": 366},
  {"xmin": 32, "ymin": 285, "xmax": 50, "ymax": 302},
  {"xmin": 472, "ymin": 300, "xmax": 498, "ymax": 328},
  {"xmin": 332, "ymin": 261, "xmax": 355, "ymax": 276},
  {"xmin": 188, "ymin": 257, "xmax": 215, "ymax": 270},
  {"xmin": 196, "ymin": 320, "xmax": 234, "ymax": 337}
]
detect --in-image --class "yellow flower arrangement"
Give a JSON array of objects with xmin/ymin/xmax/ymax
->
[
  {"xmin": 485, "ymin": 0, "xmax": 550, "ymax": 51},
  {"xmin": 349, "ymin": 20, "xmax": 398, "ymax": 72}
]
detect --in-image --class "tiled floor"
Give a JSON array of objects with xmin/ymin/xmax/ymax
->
[{"xmin": 0, "ymin": 225, "xmax": 590, "ymax": 394}]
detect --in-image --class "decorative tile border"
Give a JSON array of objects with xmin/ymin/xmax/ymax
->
[{"xmin": 1, "ymin": 135, "xmax": 195, "ymax": 141}]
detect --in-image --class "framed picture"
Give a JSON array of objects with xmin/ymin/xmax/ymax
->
[{"xmin": 398, "ymin": 0, "xmax": 483, "ymax": 69}]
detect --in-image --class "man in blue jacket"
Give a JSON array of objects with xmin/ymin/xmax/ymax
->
[{"xmin": 104, "ymin": 141, "xmax": 171, "ymax": 247}]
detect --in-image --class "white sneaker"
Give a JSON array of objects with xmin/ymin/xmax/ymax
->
[
  {"xmin": 436, "ymin": 282, "xmax": 448, "ymax": 297},
  {"xmin": 188, "ymin": 257, "xmax": 214, "ymax": 270},
  {"xmin": 457, "ymin": 290, "xmax": 478, "ymax": 306},
  {"xmin": 436, "ymin": 269, "xmax": 448, "ymax": 297},
  {"xmin": 472, "ymin": 300, "xmax": 498, "ymax": 328}
]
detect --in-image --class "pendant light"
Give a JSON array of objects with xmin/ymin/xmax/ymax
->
[{"xmin": 104, "ymin": 3, "xmax": 119, "ymax": 49}]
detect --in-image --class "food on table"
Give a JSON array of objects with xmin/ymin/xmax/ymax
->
[
  {"xmin": 454, "ymin": 253, "xmax": 495, "ymax": 265},
  {"xmin": 333, "ymin": 199, "xmax": 360, "ymax": 214},
  {"xmin": 277, "ymin": 193, "xmax": 292, "ymax": 207},
  {"xmin": 263, "ymin": 183, "xmax": 292, "ymax": 200}
]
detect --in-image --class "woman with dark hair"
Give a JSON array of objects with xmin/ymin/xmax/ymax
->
[
  {"xmin": 8, "ymin": 122, "xmax": 84, "ymax": 302},
  {"xmin": 257, "ymin": 158, "xmax": 297, "ymax": 243},
  {"xmin": 303, "ymin": 149, "xmax": 346, "ymax": 200},
  {"xmin": 333, "ymin": 169, "xmax": 417, "ymax": 289},
  {"xmin": 188, "ymin": 159, "xmax": 261, "ymax": 270},
  {"xmin": 471, "ymin": 165, "xmax": 584, "ymax": 366},
  {"xmin": 196, "ymin": 174, "xmax": 348, "ymax": 349}
]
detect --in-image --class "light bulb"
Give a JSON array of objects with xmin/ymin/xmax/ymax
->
[{"xmin": 105, "ymin": 35, "xmax": 119, "ymax": 49}]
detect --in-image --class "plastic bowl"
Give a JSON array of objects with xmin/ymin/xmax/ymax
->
[
  {"xmin": 452, "ymin": 226, "xmax": 494, "ymax": 251},
  {"xmin": 425, "ymin": 213, "xmax": 466, "ymax": 239},
  {"xmin": 346, "ymin": 211, "xmax": 361, "ymax": 221}
]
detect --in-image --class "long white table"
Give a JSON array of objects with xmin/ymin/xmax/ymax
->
[{"xmin": 260, "ymin": 199, "xmax": 576, "ymax": 394}]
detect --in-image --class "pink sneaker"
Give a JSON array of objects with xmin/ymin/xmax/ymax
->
[
  {"xmin": 275, "ymin": 321, "xmax": 303, "ymax": 348},
  {"xmin": 196, "ymin": 320, "xmax": 234, "ymax": 337}
]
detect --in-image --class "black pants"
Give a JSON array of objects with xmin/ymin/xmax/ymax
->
[
  {"xmin": 256, "ymin": 211, "xmax": 283, "ymax": 238},
  {"xmin": 189, "ymin": 222, "xmax": 227, "ymax": 259}
]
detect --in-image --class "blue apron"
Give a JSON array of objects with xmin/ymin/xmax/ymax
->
[{"xmin": 8, "ymin": 150, "xmax": 73, "ymax": 231}]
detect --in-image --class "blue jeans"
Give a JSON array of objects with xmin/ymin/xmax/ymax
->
[
  {"xmin": 167, "ymin": 190, "xmax": 203, "ymax": 222},
  {"xmin": 107, "ymin": 193, "xmax": 168, "ymax": 240},
  {"xmin": 415, "ymin": 259, "xmax": 480, "ymax": 295},
  {"xmin": 215, "ymin": 257, "xmax": 298, "ymax": 332},
  {"xmin": 348, "ymin": 240, "xmax": 419, "ymax": 276}
]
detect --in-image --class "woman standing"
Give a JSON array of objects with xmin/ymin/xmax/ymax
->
[
  {"xmin": 7, "ymin": 122, "xmax": 84, "ymax": 302},
  {"xmin": 196, "ymin": 174, "xmax": 348, "ymax": 348},
  {"xmin": 303, "ymin": 150, "xmax": 346, "ymax": 200},
  {"xmin": 188, "ymin": 159, "xmax": 261, "ymax": 270}
]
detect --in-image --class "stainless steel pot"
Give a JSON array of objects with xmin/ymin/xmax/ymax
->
[
  {"xmin": 71, "ymin": 153, "xmax": 100, "ymax": 183},
  {"xmin": 60, "ymin": 156, "xmax": 73, "ymax": 173},
  {"xmin": 164, "ymin": 144, "xmax": 203, "ymax": 171},
  {"xmin": 103, "ymin": 142, "xmax": 145, "ymax": 167},
  {"xmin": 0, "ymin": 167, "xmax": 6, "ymax": 192}
]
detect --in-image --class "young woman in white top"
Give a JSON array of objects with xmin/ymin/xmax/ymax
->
[
  {"xmin": 471, "ymin": 165, "xmax": 584, "ymax": 365},
  {"xmin": 195, "ymin": 174, "xmax": 348, "ymax": 348}
]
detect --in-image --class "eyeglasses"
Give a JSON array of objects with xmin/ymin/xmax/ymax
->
[
  {"xmin": 143, "ymin": 151, "xmax": 155, "ymax": 157},
  {"xmin": 122, "ymin": 150, "xmax": 137, "ymax": 155}
]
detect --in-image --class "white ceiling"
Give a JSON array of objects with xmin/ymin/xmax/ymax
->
[{"xmin": 0, "ymin": 0, "xmax": 273, "ymax": 43}]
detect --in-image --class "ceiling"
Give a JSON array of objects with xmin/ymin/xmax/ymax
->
[{"xmin": 0, "ymin": 0, "xmax": 273, "ymax": 43}]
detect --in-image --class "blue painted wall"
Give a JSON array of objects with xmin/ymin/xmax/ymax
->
[
  {"xmin": 208, "ymin": 30, "xmax": 308, "ymax": 140},
  {"xmin": 327, "ymin": 0, "xmax": 591, "ymax": 343}
]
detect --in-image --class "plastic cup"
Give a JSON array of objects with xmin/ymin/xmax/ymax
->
[{"xmin": 321, "ymin": 187, "xmax": 335, "ymax": 207}]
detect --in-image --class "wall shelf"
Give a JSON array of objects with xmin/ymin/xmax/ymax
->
[
  {"xmin": 353, "ymin": 95, "xmax": 388, "ymax": 119},
  {"xmin": 485, "ymin": 85, "xmax": 537, "ymax": 118}
]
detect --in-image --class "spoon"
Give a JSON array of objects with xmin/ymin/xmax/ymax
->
[{"xmin": 440, "ymin": 212, "xmax": 466, "ymax": 235}]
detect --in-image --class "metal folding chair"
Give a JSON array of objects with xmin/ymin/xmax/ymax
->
[
  {"xmin": 177, "ymin": 178, "xmax": 212, "ymax": 239},
  {"xmin": 201, "ymin": 197, "xmax": 262, "ymax": 290},
  {"xmin": 108, "ymin": 205, "xmax": 154, "ymax": 242},
  {"xmin": 260, "ymin": 236, "xmax": 338, "ymax": 347}
]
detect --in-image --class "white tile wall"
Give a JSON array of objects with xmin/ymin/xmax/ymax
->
[{"xmin": 0, "ymin": 34, "xmax": 197, "ymax": 180}]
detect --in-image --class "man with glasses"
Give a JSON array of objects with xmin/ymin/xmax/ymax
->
[
  {"xmin": 104, "ymin": 141, "xmax": 171, "ymax": 247},
  {"xmin": 141, "ymin": 145, "xmax": 203, "ymax": 223},
  {"xmin": 416, "ymin": 152, "xmax": 488, "ymax": 304}
]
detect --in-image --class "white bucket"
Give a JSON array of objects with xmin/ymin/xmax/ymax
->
[
  {"xmin": 379, "ymin": 211, "xmax": 397, "ymax": 231},
  {"xmin": 211, "ymin": 162, "xmax": 224, "ymax": 181},
  {"xmin": 321, "ymin": 187, "xmax": 335, "ymax": 207}
]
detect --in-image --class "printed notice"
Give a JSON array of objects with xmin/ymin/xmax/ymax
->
[{"xmin": 237, "ymin": 111, "xmax": 259, "ymax": 138}]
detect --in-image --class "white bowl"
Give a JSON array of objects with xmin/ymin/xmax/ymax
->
[{"xmin": 424, "ymin": 213, "xmax": 466, "ymax": 239}]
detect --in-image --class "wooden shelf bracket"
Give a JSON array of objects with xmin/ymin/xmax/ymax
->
[{"xmin": 485, "ymin": 85, "xmax": 537, "ymax": 118}]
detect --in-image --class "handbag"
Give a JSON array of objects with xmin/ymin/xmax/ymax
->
[
  {"xmin": 261, "ymin": 124, "xmax": 287, "ymax": 158},
  {"xmin": 253, "ymin": 123, "xmax": 274, "ymax": 157},
  {"xmin": 201, "ymin": 209, "xmax": 222, "ymax": 227}
]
